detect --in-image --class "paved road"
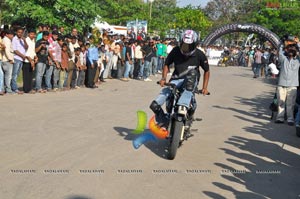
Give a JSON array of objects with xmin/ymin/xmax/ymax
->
[{"xmin": 0, "ymin": 66, "xmax": 299, "ymax": 199}]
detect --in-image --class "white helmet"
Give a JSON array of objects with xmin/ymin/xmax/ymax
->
[{"xmin": 180, "ymin": 30, "xmax": 199, "ymax": 56}]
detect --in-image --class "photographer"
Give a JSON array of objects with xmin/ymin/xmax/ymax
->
[
  {"xmin": 35, "ymin": 31, "xmax": 50, "ymax": 93},
  {"xmin": 275, "ymin": 37, "xmax": 300, "ymax": 125}
]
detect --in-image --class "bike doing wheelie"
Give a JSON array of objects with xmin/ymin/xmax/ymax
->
[
  {"xmin": 149, "ymin": 29, "xmax": 210, "ymax": 160},
  {"xmin": 160, "ymin": 81, "xmax": 209, "ymax": 159}
]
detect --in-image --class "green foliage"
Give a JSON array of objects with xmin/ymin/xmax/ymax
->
[
  {"xmin": 172, "ymin": 6, "xmax": 212, "ymax": 36},
  {"xmin": 96, "ymin": 0, "xmax": 147, "ymax": 26},
  {"xmin": 2, "ymin": 0, "xmax": 299, "ymax": 39},
  {"xmin": 2, "ymin": 0, "xmax": 100, "ymax": 32},
  {"xmin": 203, "ymin": 0, "xmax": 300, "ymax": 38},
  {"xmin": 251, "ymin": 7, "xmax": 300, "ymax": 37}
]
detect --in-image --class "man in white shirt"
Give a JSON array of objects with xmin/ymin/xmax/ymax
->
[
  {"xmin": 12, "ymin": 27, "xmax": 28, "ymax": 94},
  {"xmin": 1, "ymin": 30, "xmax": 14, "ymax": 94},
  {"xmin": 134, "ymin": 41, "xmax": 144, "ymax": 79},
  {"xmin": 23, "ymin": 29, "xmax": 37, "ymax": 93},
  {"xmin": 0, "ymin": 36, "xmax": 4, "ymax": 95}
]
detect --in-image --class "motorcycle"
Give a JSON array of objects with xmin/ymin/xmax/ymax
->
[
  {"xmin": 217, "ymin": 52, "xmax": 230, "ymax": 67},
  {"xmin": 158, "ymin": 82, "xmax": 209, "ymax": 160}
]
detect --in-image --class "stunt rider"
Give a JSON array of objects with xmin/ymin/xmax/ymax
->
[{"xmin": 150, "ymin": 30, "xmax": 210, "ymax": 128}]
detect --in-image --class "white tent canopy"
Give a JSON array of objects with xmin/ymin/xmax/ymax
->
[{"xmin": 92, "ymin": 18, "xmax": 126, "ymax": 35}]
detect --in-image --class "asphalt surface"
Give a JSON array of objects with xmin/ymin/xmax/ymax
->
[{"xmin": 0, "ymin": 66, "xmax": 299, "ymax": 199}]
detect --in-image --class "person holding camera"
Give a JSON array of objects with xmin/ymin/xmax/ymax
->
[
  {"xmin": 275, "ymin": 41, "xmax": 300, "ymax": 125},
  {"xmin": 35, "ymin": 31, "xmax": 50, "ymax": 93}
]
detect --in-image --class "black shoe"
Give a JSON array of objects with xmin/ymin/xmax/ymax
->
[
  {"xmin": 155, "ymin": 113, "xmax": 169, "ymax": 129},
  {"xmin": 287, "ymin": 121, "xmax": 294, "ymax": 126},
  {"xmin": 275, "ymin": 120, "xmax": 284, "ymax": 124},
  {"xmin": 90, "ymin": 85, "xmax": 98, "ymax": 89}
]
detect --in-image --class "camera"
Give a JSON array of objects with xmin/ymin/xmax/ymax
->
[{"xmin": 40, "ymin": 41, "xmax": 49, "ymax": 45}]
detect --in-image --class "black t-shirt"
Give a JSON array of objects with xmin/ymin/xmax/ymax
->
[
  {"xmin": 125, "ymin": 46, "xmax": 132, "ymax": 61},
  {"xmin": 36, "ymin": 39, "xmax": 49, "ymax": 64},
  {"xmin": 165, "ymin": 46, "xmax": 209, "ymax": 79},
  {"xmin": 142, "ymin": 45, "xmax": 153, "ymax": 62}
]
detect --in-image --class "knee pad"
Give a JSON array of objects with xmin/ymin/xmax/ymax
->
[{"xmin": 185, "ymin": 69, "xmax": 197, "ymax": 91}]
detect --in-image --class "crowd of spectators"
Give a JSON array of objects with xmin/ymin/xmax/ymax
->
[
  {"xmin": 204, "ymin": 39, "xmax": 300, "ymax": 132},
  {"xmin": 0, "ymin": 24, "xmax": 178, "ymax": 95}
]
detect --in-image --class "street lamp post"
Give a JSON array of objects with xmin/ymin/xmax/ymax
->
[
  {"xmin": 149, "ymin": 0, "xmax": 154, "ymax": 35},
  {"xmin": 149, "ymin": 0, "xmax": 154, "ymax": 20}
]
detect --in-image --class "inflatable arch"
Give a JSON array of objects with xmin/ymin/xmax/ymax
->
[{"xmin": 202, "ymin": 23, "xmax": 281, "ymax": 48}]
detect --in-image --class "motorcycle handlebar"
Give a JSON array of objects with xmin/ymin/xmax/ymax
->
[{"xmin": 156, "ymin": 81, "xmax": 210, "ymax": 95}]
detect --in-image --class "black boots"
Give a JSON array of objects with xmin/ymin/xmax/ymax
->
[{"xmin": 150, "ymin": 101, "xmax": 169, "ymax": 128}]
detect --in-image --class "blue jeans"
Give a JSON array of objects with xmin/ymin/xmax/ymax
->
[
  {"xmin": 143, "ymin": 60, "xmax": 150, "ymax": 79},
  {"xmin": 45, "ymin": 65, "xmax": 54, "ymax": 89},
  {"xmin": 138, "ymin": 60, "xmax": 145, "ymax": 78},
  {"xmin": 0, "ymin": 61, "xmax": 3, "ymax": 92},
  {"xmin": 53, "ymin": 67, "xmax": 60, "ymax": 89},
  {"xmin": 252, "ymin": 63, "xmax": 261, "ymax": 77},
  {"xmin": 130, "ymin": 59, "xmax": 135, "ymax": 77},
  {"xmin": 150, "ymin": 57, "xmax": 157, "ymax": 75},
  {"xmin": 157, "ymin": 56, "xmax": 165, "ymax": 71},
  {"xmin": 11, "ymin": 59, "xmax": 23, "ymax": 91},
  {"xmin": 296, "ymin": 103, "xmax": 300, "ymax": 125},
  {"xmin": 263, "ymin": 64, "xmax": 269, "ymax": 77},
  {"xmin": 124, "ymin": 61, "xmax": 133, "ymax": 78},
  {"xmin": 2, "ymin": 61, "xmax": 13, "ymax": 93},
  {"xmin": 35, "ymin": 62, "xmax": 46, "ymax": 90},
  {"xmin": 155, "ymin": 79, "xmax": 197, "ymax": 108}
]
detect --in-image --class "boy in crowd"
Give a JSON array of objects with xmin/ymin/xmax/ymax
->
[
  {"xmin": 0, "ymin": 32, "xmax": 5, "ymax": 95},
  {"xmin": 35, "ymin": 31, "xmax": 50, "ymax": 93},
  {"xmin": 23, "ymin": 29, "xmax": 37, "ymax": 94},
  {"xmin": 2, "ymin": 30, "xmax": 15, "ymax": 94},
  {"xmin": 52, "ymin": 36, "xmax": 64, "ymax": 91},
  {"xmin": 77, "ymin": 45, "xmax": 87, "ymax": 87},
  {"xmin": 60, "ymin": 43, "xmax": 69, "ymax": 89}
]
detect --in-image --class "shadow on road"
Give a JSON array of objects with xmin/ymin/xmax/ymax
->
[
  {"xmin": 65, "ymin": 196, "xmax": 93, "ymax": 199},
  {"xmin": 114, "ymin": 127, "xmax": 169, "ymax": 159},
  {"xmin": 203, "ymin": 92, "xmax": 300, "ymax": 199},
  {"xmin": 232, "ymin": 70, "xmax": 278, "ymax": 86}
]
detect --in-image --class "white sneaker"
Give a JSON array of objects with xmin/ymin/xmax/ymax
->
[
  {"xmin": 157, "ymin": 70, "xmax": 162, "ymax": 74},
  {"xmin": 144, "ymin": 78, "xmax": 152, "ymax": 82}
]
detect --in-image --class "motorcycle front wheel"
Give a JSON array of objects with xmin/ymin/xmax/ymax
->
[{"xmin": 168, "ymin": 120, "xmax": 184, "ymax": 160}]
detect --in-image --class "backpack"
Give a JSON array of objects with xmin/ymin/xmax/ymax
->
[{"xmin": 262, "ymin": 53, "xmax": 269, "ymax": 64}]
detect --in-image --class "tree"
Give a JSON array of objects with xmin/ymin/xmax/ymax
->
[
  {"xmin": 95, "ymin": 0, "xmax": 147, "ymax": 26},
  {"xmin": 251, "ymin": 7, "xmax": 300, "ymax": 37},
  {"xmin": 149, "ymin": 0, "xmax": 178, "ymax": 36},
  {"xmin": 172, "ymin": 6, "xmax": 212, "ymax": 37},
  {"xmin": 204, "ymin": 0, "xmax": 262, "ymax": 25},
  {"xmin": 2, "ymin": 0, "xmax": 101, "ymax": 32}
]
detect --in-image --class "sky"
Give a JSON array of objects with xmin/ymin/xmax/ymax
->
[{"xmin": 177, "ymin": 0, "xmax": 209, "ymax": 8}]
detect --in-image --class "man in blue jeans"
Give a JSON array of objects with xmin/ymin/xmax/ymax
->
[
  {"xmin": 121, "ymin": 41, "xmax": 133, "ymax": 81},
  {"xmin": 150, "ymin": 30, "xmax": 210, "ymax": 127},
  {"xmin": 1, "ymin": 30, "xmax": 14, "ymax": 94},
  {"xmin": 35, "ymin": 31, "xmax": 50, "ymax": 93},
  {"xmin": 0, "ymin": 36, "xmax": 4, "ymax": 95},
  {"xmin": 0, "ymin": 62, "xmax": 3, "ymax": 95},
  {"xmin": 12, "ymin": 27, "xmax": 28, "ymax": 94}
]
